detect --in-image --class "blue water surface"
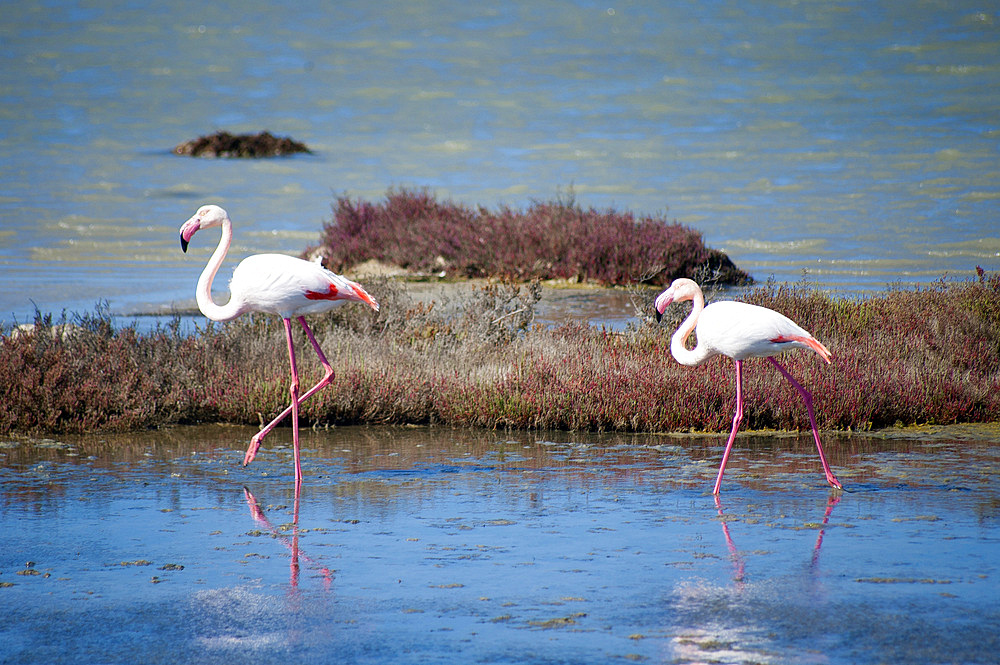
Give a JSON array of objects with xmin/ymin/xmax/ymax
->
[
  {"xmin": 1, "ymin": 0, "xmax": 999, "ymax": 323},
  {"xmin": 1, "ymin": 425, "xmax": 997, "ymax": 664}
]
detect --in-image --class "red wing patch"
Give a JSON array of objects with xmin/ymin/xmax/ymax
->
[
  {"xmin": 770, "ymin": 334, "xmax": 832, "ymax": 362},
  {"xmin": 304, "ymin": 283, "xmax": 339, "ymax": 301}
]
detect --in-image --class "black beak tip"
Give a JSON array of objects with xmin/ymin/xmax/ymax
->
[
  {"xmin": 654, "ymin": 308, "xmax": 662, "ymax": 323},
  {"xmin": 180, "ymin": 236, "xmax": 189, "ymax": 253}
]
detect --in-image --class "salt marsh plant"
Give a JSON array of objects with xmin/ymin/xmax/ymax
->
[
  {"xmin": 311, "ymin": 189, "xmax": 751, "ymax": 287},
  {"xmin": 2, "ymin": 272, "xmax": 998, "ymax": 436}
]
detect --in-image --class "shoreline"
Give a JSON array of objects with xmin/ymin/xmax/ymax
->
[{"xmin": 5, "ymin": 420, "xmax": 1000, "ymax": 446}]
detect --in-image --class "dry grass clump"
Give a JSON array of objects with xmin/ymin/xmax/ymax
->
[
  {"xmin": 311, "ymin": 188, "xmax": 751, "ymax": 287},
  {"xmin": 2, "ymin": 271, "xmax": 999, "ymax": 436}
]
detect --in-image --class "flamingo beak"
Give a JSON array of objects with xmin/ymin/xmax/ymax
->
[
  {"xmin": 179, "ymin": 216, "xmax": 201, "ymax": 253},
  {"xmin": 653, "ymin": 290, "xmax": 674, "ymax": 323}
]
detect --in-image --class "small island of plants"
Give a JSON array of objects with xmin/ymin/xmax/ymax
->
[
  {"xmin": 312, "ymin": 189, "xmax": 751, "ymax": 287},
  {"xmin": 174, "ymin": 131, "xmax": 312, "ymax": 158}
]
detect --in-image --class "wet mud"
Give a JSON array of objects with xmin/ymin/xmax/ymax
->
[{"xmin": 1, "ymin": 425, "xmax": 998, "ymax": 664}]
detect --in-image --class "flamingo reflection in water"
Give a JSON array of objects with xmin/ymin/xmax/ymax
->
[
  {"xmin": 668, "ymin": 496, "xmax": 842, "ymax": 663},
  {"xmin": 244, "ymin": 486, "xmax": 333, "ymax": 591},
  {"xmin": 715, "ymin": 494, "xmax": 841, "ymax": 587}
]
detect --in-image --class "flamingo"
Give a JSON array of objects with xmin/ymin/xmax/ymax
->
[
  {"xmin": 179, "ymin": 204, "xmax": 379, "ymax": 484},
  {"xmin": 653, "ymin": 278, "xmax": 842, "ymax": 494}
]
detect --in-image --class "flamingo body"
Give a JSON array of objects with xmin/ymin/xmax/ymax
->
[
  {"xmin": 227, "ymin": 253, "xmax": 375, "ymax": 319},
  {"xmin": 654, "ymin": 278, "xmax": 840, "ymax": 493},
  {"xmin": 180, "ymin": 204, "xmax": 378, "ymax": 484},
  {"xmin": 690, "ymin": 300, "xmax": 829, "ymax": 364}
]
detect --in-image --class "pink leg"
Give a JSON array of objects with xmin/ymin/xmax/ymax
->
[
  {"xmin": 243, "ymin": 317, "xmax": 335, "ymax": 470},
  {"xmin": 283, "ymin": 318, "xmax": 303, "ymax": 484},
  {"xmin": 767, "ymin": 357, "xmax": 842, "ymax": 490},
  {"xmin": 290, "ymin": 482, "xmax": 301, "ymax": 587},
  {"xmin": 713, "ymin": 360, "xmax": 745, "ymax": 494}
]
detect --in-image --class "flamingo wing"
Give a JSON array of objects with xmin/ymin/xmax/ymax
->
[{"xmin": 230, "ymin": 254, "xmax": 376, "ymax": 318}]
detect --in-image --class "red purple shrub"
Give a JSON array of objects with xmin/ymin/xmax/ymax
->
[
  {"xmin": 312, "ymin": 189, "xmax": 751, "ymax": 286},
  {"xmin": 734, "ymin": 275, "xmax": 1000, "ymax": 429},
  {"xmin": 0, "ymin": 311, "xmax": 185, "ymax": 433}
]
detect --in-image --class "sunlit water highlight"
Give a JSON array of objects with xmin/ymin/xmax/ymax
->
[
  {"xmin": 1, "ymin": 425, "xmax": 998, "ymax": 664},
  {"xmin": 2, "ymin": 1, "xmax": 999, "ymax": 326}
]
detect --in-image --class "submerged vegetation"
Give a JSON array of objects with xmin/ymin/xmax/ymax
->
[
  {"xmin": 2, "ymin": 270, "xmax": 999, "ymax": 436},
  {"xmin": 311, "ymin": 189, "xmax": 751, "ymax": 286}
]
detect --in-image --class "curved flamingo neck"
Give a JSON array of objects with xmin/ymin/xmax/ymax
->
[
  {"xmin": 670, "ymin": 289, "xmax": 714, "ymax": 367},
  {"xmin": 196, "ymin": 217, "xmax": 245, "ymax": 322}
]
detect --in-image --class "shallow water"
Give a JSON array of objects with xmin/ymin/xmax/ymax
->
[
  {"xmin": 2, "ymin": 0, "xmax": 1000, "ymax": 326},
  {"xmin": 2, "ymin": 425, "xmax": 997, "ymax": 664}
]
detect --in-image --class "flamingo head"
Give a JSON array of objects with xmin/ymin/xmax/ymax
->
[
  {"xmin": 180, "ymin": 204, "xmax": 229, "ymax": 252},
  {"xmin": 653, "ymin": 278, "xmax": 703, "ymax": 322}
]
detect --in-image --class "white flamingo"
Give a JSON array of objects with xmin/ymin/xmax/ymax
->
[
  {"xmin": 180, "ymin": 204, "xmax": 379, "ymax": 484},
  {"xmin": 654, "ymin": 278, "xmax": 842, "ymax": 493}
]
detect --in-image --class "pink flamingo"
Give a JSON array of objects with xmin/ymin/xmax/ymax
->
[
  {"xmin": 653, "ymin": 278, "xmax": 842, "ymax": 494},
  {"xmin": 180, "ymin": 204, "xmax": 379, "ymax": 484}
]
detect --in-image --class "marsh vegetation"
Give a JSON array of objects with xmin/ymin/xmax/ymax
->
[{"xmin": 3, "ymin": 268, "xmax": 998, "ymax": 436}]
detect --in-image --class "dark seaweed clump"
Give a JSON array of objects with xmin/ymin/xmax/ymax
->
[
  {"xmin": 312, "ymin": 189, "xmax": 751, "ymax": 287},
  {"xmin": 1, "ymin": 270, "xmax": 999, "ymax": 436},
  {"xmin": 174, "ymin": 131, "xmax": 311, "ymax": 158}
]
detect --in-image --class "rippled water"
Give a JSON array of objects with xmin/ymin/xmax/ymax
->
[
  {"xmin": 1, "ymin": 425, "xmax": 998, "ymax": 664},
  {"xmin": 2, "ymin": 1, "xmax": 999, "ymax": 325}
]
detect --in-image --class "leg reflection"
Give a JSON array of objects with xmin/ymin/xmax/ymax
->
[
  {"xmin": 714, "ymin": 493, "xmax": 841, "ymax": 585},
  {"xmin": 714, "ymin": 495, "xmax": 746, "ymax": 587},
  {"xmin": 244, "ymin": 485, "xmax": 334, "ymax": 591},
  {"xmin": 810, "ymin": 494, "xmax": 841, "ymax": 568}
]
